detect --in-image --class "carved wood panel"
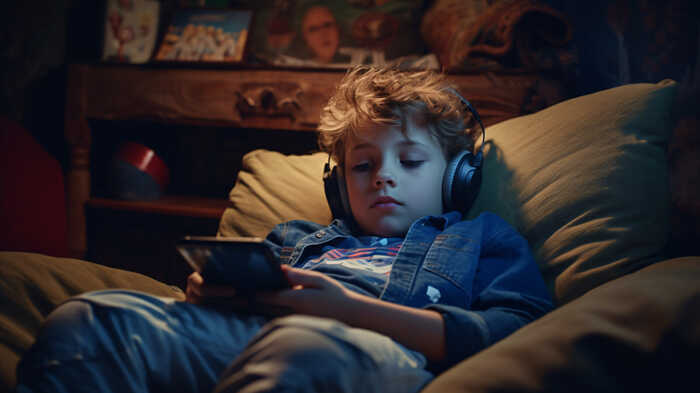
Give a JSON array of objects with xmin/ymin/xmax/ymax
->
[{"xmin": 81, "ymin": 66, "xmax": 344, "ymax": 131}]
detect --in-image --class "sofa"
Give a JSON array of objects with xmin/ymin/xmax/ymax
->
[{"xmin": 2, "ymin": 79, "xmax": 698, "ymax": 392}]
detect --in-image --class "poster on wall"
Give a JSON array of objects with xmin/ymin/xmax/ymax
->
[
  {"xmin": 246, "ymin": 0, "xmax": 436, "ymax": 69},
  {"xmin": 101, "ymin": 0, "xmax": 161, "ymax": 63},
  {"xmin": 154, "ymin": 8, "xmax": 253, "ymax": 63}
]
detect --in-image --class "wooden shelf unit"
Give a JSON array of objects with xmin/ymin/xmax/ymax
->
[
  {"xmin": 65, "ymin": 64, "xmax": 344, "ymax": 259},
  {"xmin": 86, "ymin": 196, "xmax": 233, "ymax": 219}
]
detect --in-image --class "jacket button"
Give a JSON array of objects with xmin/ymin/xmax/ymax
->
[{"xmin": 315, "ymin": 231, "xmax": 325, "ymax": 238}]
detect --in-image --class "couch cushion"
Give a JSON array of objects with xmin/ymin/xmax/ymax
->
[
  {"xmin": 420, "ymin": 257, "xmax": 700, "ymax": 393},
  {"xmin": 468, "ymin": 79, "xmax": 677, "ymax": 303},
  {"xmin": 218, "ymin": 150, "xmax": 331, "ymax": 238},
  {"xmin": 218, "ymin": 80, "xmax": 678, "ymax": 305},
  {"xmin": 0, "ymin": 252, "xmax": 185, "ymax": 392}
]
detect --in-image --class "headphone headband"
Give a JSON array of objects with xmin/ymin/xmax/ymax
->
[{"xmin": 446, "ymin": 87, "xmax": 486, "ymax": 163}]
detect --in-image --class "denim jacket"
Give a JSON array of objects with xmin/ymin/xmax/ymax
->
[{"xmin": 264, "ymin": 211, "xmax": 554, "ymax": 371}]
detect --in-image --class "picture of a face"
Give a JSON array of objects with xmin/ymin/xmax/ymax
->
[{"xmin": 301, "ymin": 6, "xmax": 340, "ymax": 63}]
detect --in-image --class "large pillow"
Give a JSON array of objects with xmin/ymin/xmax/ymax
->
[
  {"xmin": 0, "ymin": 252, "xmax": 185, "ymax": 392},
  {"xmin": 467, "ymin": 79, "xmax": 677, "ymax": 303},
  {"xmin": 219, "ymin": 79, "xmax": 678, "ymax": 304},
  {"xmin": 421, "ymin": 257, "xmax": 700, "ymax": 393}
]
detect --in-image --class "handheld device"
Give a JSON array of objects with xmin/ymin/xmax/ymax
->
[{"xmin": 176, "ymin": 236, "xmax": 289, "ymax": 293}]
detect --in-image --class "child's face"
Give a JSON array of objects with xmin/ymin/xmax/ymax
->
[{"xmin": 343, "ymin": 117, "xmax": 447, "ymax": 237}]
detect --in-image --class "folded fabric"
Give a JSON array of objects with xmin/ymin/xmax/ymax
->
[{"xmin": 421, "ymin": 0, "xmax": 573, "ymax": 70}]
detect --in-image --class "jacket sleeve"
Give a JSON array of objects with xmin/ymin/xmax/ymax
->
[{"xmin": 426, "ymin": 214, "xmax": 554, "ymax": 372}]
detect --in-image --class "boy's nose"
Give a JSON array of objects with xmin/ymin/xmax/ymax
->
[{"xmin": 374, "ymin": 170, "xmax": 396, "ymax": 187}]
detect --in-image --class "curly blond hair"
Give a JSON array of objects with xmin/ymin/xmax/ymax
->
[{"xmin": 318, "ymin": 66, "xmax": 478, "ymax": 166}]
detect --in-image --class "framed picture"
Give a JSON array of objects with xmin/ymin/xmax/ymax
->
[
  {"xmin": 155, "ymin": 8, "xmax": 253, "ymax": 63},
  {"xmin": 246, "ymin": 0, "xmax": 434, "ymax": 69},
  {"xmin": 102, "ymin": 0, "xmax": 161, "ymax": 63}
]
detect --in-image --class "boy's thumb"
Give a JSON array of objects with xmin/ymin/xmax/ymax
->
[{"xmin": 282, "ymin": 265, "xmax": 325, "ymax": 288}]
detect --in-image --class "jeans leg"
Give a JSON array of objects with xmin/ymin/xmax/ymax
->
[
  {"xmin": 16, "ymin": 300, "xmax": 144, "ymax": 393},
  {"xmin": 16, "ymin": 290, "xmax": 267, "ymax": 393},
  {"xmin": 214, "ymin": 315, "xmax": 434, "ymax": 393}
]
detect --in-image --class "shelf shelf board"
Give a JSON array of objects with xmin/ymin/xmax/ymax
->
[{"xmin": 87, "ymin": 196, "xmax": 232, "ymax": 219}]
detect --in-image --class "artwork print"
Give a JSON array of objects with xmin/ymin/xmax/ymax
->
[
  {"xmin": 155, "ymin": 8, "xmax": 253, "ymax": 62},
  {"xmin": 248, "ymin": 0, "xmax": 433, "ymax": 68},
  {"xmin": 102, "ymin": 0, "xmax": 161, "ymax": 63}
]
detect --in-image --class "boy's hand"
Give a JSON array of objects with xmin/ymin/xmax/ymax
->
[
  {"xmin": 185, "ymin": 267, "xmax": 364, "ymax": 322},
  {"xmin": 185, "ymin": 271, "xmax": 238, "ymax": 304},
  {"xmin": 255, "ymin": 265, "xmax": 362, "ymax": 320}
]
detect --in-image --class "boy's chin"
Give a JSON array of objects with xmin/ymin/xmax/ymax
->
[{"xmin": 359, "ymin": 218, "xmax": 409, "ymax": 238}]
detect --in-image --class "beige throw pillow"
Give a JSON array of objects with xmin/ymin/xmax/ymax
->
[
  {"xmin": 218, "ymin": 150, "xmax": 331, "ymax": 238},
  {"xmin": 467, "ymin": 79, "xmax": 677, "ymax": 303}
]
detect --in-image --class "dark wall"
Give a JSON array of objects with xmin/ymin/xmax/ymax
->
[
  {"xmin": 545, "ymin": 0, "xmax": 700, "ymax": 256},
  {"xmin": 547, "ymin": 0, "xmax": 699, "ymax": 96},
  {"xmin": 1, "ymin": 1, "xmax": 71, "ymax": 168},
  {"xmin": 0, "ymin": 0, "xmax": 176, "ymax": 170}
]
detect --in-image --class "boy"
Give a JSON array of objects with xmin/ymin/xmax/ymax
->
[{"xmin": 17, "ymin": 67, "xmax": 552, "ymax": 393}]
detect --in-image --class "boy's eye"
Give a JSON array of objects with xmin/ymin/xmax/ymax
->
[
  {"xmin": 351, "ymin": 162, "xmax": 371, "ymax": 172},
  {"xmin": 401, "ymin": 160, "xmax": 424, "ymax": 168}
]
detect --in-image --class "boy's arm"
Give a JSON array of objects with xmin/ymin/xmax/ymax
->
[
  {"xmin": 258, "ymin": 217, "xmax": 553, "ymax": 369},
  {"xmin": 258, "ymin": 265, "xmax": 447, "ymax": 363},
  {"xmin": 424, "ymin": 220, "xmax": 554, "ymax": 371},
  {"xmin": 345, "ymin": 288, "xmax": 447, "ymax": 362}
]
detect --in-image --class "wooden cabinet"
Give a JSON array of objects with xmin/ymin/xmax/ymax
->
[{"xmin": 64, "ymin": 63, "xmax": 565, "ymax": 286}]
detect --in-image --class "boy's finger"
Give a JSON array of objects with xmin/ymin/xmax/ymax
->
[
  {"xmin": 255, "ymin": 288, "xmax": 308, "ymax": 307},
  {"xmin": 189, "ymin": 271, "xmax": 204, "ymax": 284},
  {"xmin": 282, "ymin": 266, "xmax": 328, "ymax": 288},
  {"xmin": 187, "ymin": 271, "xmax": 238, "ymax": 298},
  {"xmin": 185, "ymin": 288, "xmax": 202, "ymax": 304},
  {"xmin": 187, "ymin": 272, "xmax": 204, "ymax": 294}
]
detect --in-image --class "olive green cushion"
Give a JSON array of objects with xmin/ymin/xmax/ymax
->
[
  {"xmin": 218, "ymin": 150, "xmax": 332, "ymax": 238},
  {"xmin": 421, "ymin": 257, "xmax": 700, "ymax": 393},
  {"xmin": 0, "ymin": 252, "xmax": 185, "ymax": 392},
  {"xmin": 467, "ymin": 79, "xmax": 677, "ymax": 303}
]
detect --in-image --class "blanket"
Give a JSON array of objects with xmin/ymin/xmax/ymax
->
[{"xmin": 421, "ymin": 0, "xmax": 574, "ymax": 71}]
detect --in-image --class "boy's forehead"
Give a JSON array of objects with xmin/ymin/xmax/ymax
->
[
  {"xmin": 347, "ymin": 122, "xmax": 407, "ymax": 145},
  {"xmin": 345, "ymin": 120, "xmax": 440, "ymax": 151}
]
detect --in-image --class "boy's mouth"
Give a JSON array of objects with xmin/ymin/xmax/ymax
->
[{"xmin": 371, "ymin": 196, "xmax": 401, "ymax": 208}]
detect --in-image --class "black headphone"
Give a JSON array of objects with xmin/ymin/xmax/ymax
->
[{"xmin": 323, "ymin": 89, "xmax": 485, "ymax": 220}]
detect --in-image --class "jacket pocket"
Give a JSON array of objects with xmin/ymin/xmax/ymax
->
[{"xmin": 422, "ymin": 234, "xmax": 478, "ymax": 292}]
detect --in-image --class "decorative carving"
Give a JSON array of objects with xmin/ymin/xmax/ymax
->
[{"xmin": 235, "ymin": 82, "xmax": 303, "ymax": 120}]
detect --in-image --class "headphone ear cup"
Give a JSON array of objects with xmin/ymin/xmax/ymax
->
[
  {"xmin": 442, "ymin": 151, "xmax": 482, "ymax": 214},
  {"xmin": 323, "ymin": 163, "xmax": 352, "ymax": 220},
  {"xmin": 335, "ymin": 166, "xmax": 352, "ymax": 219}
]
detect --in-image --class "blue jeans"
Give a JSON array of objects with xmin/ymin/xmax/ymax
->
[{"xmin": 16, "ymin": 290, "xmax": 433, "ymax": 393}]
